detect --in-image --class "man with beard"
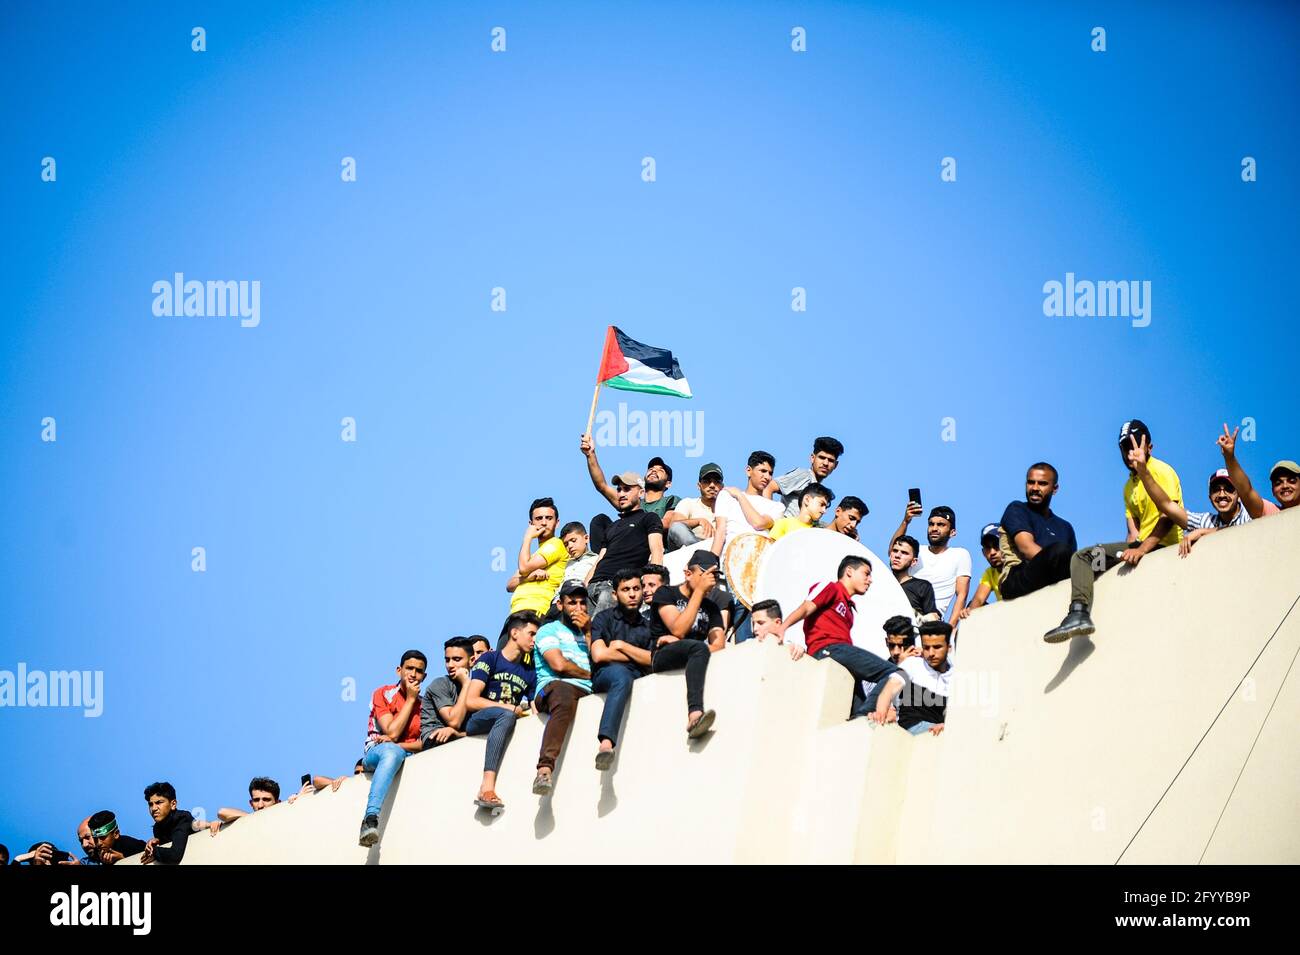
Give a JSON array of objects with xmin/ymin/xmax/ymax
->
[
  {"xmin": 664, "ymin": 463, "xmax": 726, "ymax": 546},
  {"xmin": 892, "ymin": 504, "xmax": 971, "ymax": 629},
  {"xmin": 580, "ymin": 435, "xmax": 666, "ymax": 613},
  {"xmin": 531, "ymin": 582, "xmax": 594, "ymax": 796},
  {"xmin": 579, "ymin": 438, "xmax": 681, "ymax": 542},
  {"xmin": 997, "ymin": 462, "xmax": 1078, "ymax": 601},
  {"xmin": 768, "ymin": 436, "xmax": 844, "ymax": 518}
]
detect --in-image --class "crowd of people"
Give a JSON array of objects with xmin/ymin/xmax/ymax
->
[{"xmin": 6, "ymin": 420, "xmax": 1294, "ymax": 862}]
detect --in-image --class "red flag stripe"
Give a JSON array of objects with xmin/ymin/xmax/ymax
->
[{"xmin": 597, "ymin": 325, "xmax": 629, "ymax": 381}]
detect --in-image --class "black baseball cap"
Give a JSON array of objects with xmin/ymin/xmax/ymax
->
[
  {"xmin": 698, "ymin": 462, "xmax": 724, "ymax": 481},
  {"xmin": 929, "ymin": 505, "xmax": 956, "ymax": 526},
  {"xmin": 980, "ymin": 523, "xmax": 1000, "ymax": 546},
  {"xmin": 686, "ymin": 550, "xmax": 720, "ymax": 571},
  {"xmin": 558, "ymin": 579, "xmax": 589, "ymax": 599},
  {"xmin": 647, "ymin": 456, "xmax": 673, "ymax": 481},
  {"xmin": 1118, "ymin": 419, "xmax": 1151, "ymax": 448}
]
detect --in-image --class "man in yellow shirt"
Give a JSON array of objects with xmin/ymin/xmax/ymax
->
[
  {"xmin": 507, "ymin": 497, "xmax": 569, "ymax": 615},
  {"xmin": 1045, "ymin": 420, "xmax": 1183, "ymax": 644},
  {"xmin": 769, "ymin": 483, "xmax": 833, "ymax": 540}
]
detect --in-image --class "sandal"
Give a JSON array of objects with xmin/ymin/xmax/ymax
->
[
  {"xmin": 687, "ymin": 709, "xmax": 716, "ymax": 739},
  {"xmin": 473, "ymin": 790, "xmax": 504, "ymax": 810}
]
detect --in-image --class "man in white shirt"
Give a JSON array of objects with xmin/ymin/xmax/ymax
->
[
  {"xmin": 892, "ymin": 504, "xmax": 971, "ymax": 629},
  {"xmin": 897, "ymin": 620, "xmax": 952, "ymax": 736},
  {"xmin": 715, "ymin": 450, "xmax": 786, "ymax": 549}
]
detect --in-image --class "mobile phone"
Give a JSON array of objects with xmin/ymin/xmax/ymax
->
[
  {"xmin": 301, "ymin": 773, "xmax": 312, "ymax": 788},
  {"xmin": 908, "ymin": 488, "xmax": 922, "ymax": 508},
  {"xmin": 50, "ymin": 848, "xmax": 71, "ymax": 864}
]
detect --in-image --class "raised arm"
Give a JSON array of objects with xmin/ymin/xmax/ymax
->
[
  {"xmin": 1218, "ymin": 424, "xmax": 1267, "ymax": 519},
  {"xmin": 890, "ymin": 500, "xmax": 924, "ymax": 548},
  {"xmin": 580, "ymin": 434, "xmax": 620, "ymax": 507},
  {"xmin": 1128, "ymin": 435, "xmax": 1188, "ymax": 527}
]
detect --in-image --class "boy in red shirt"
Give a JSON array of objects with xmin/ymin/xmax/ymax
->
[{"xmin": 779, "ymin": 556, "xmax": 907, "ymax": 722}]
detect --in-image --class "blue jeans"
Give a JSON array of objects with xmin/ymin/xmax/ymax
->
[
  {"xmin": 906, "ymin": 721, "xmax": 936, "ymax": 736},
  {"xmin": 362, "ymin": 742, "xmax": 410, "ymax": 819},
  {"xmin": 592, "ymin": 662, "xmax": 641, "ymax": 745},
  {"xmin": 814, "ymin": 643, "xmax": 906, "ymax": 718}
]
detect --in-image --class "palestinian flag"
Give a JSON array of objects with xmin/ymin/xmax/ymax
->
[{"xmin": 597, "ymin": 326, "xmax": 692, "ymax": 399}]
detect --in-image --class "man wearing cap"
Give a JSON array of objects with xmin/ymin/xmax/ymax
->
[
  {"xmin": 1216, "ymin": 424, "xmax": 1298, "ymax": 518},
  {"xmin": 647, "ymin": 550, "xmax": 725, "ymax": 738},
  {"xmin": 893, "ymin": 503, "xmax": 971, "ymax": 629},
  {"xmin": 664, "ymin": 463, "xmax": 726, "ymax": 546},
  {"xmin": 998, "ymin": 462, "xmax": 1079, "ymax": 602},
  {"xmin": 960, "ymin": 524, "xmax": 1006, "ymax": 617},
  {"xmin": 578, "ymin": 435, "xmax": 678, "ymax": 518},
  {"xmin": 530, "ymin": 581, "xmax": 594, "ymax": 796},
  {"xmin": 1128, "ymin": 439, "xmax": 1253, "ymax": 556},
  {"xmin": 86, "ymin": 811, "xmax": 148, "ymax": 864},
  {"xmin": 579, "ymin": 455, "xmax": 665, "ymax": 613},
  {"xmin": 1044, "ymin": 419, "xmax": 1183, "ymax": 644}
]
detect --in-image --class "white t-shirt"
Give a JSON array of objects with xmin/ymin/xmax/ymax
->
[
  {"xmin": 901, "ymin": 655, "xmax": 953, "ymax": 700},
  {"xmin": 668, "ymin": 497, "xmax": 716, "ymax": 540},
  {"xmin": 913, "ymin": 546, "xmax": 972, "ymax": 618},
  {"xmin": 714, "ymin": 491, "xmax": 785, "ymax": 548}
]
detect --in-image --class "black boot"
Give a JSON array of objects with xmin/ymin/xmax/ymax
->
[{"xmin": 1043, "ymin": 602, "xmax": 1095, "ymax": 644}]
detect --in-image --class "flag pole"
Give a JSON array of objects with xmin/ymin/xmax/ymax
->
[{"xmin": 585, "ymin": 379, "xmax": 602, "ymax": 438}]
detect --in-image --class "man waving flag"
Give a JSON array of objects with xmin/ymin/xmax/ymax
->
[{"xmin": 586, "ymin": 326, "xmax": 692, "ymax": 433}]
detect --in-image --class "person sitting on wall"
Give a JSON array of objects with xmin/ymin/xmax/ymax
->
[
  {"xmin": 465, "ymin": 610, "xmax": 541, "ymax": 813},
  {"xmin": 995, "ymin": 463, "xmax": 1077, "ymax": 602},
  {"xmin": 589, "ymin": 570, "xmax": 655, "ymax": 770},
  {"xmin": 420, "ymin": 637, "xmax": 476, "ymax": 751},
  {"xmin": 506, "ymin": 497, "xmax": 569, "ymax": 616},
  {"xmin": 141, "ymin": 781, "xmax": 195, "ymax": 865},
  {"xmin": 203, "ymin": 776, "xmax": 295, "ymax": 835},
  {"xmin": 715, "ymin": 451, "xmax": 786, "ymax": 544},
  {"xmin": 647, "ymin": 550, "xmax": 727, "ymax": 738},
  {"xmin": 897, "ymin": 621, "xmax": 953, "ymax": 736},
  {"xmin": 1129, "ymin": 437, "xmax": 1253, "ymax": 555},
  {"xmin": 558, "ymin": 522, "xmax": 600, "ymax": 592},
  {"xmin": 1044, "ymin": 420, "xmax": 1183, "ymax": 643},
  {"xmin": 892, "ymin": 505, "xmax": 971, "ymax": 630},
  {"xmin": 357, "ymin": 651, "xmax": 427, "ymax": 848},
  {"xmin": 778, "ymin": 556, "xmax": 908, "ymax": 723},
  {"xmin": 532, "ymin": 582, "xmax": 594, "ymax": 796}
]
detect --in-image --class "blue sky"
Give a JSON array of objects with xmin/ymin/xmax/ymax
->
[{"xmin": 2, "ymin": 0, "xmax": 1297, "ymax": 853}]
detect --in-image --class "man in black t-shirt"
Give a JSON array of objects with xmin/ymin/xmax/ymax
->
[
  {"xmin": 141, "ymin": 781, "xmax": 195, "ymax": 865},
  {"xmin": 586, "ymin": 469, "xmax": 665, "ymax": 613},
  {"xmin": 648, "ymin": 550, "xmax": 725, "ymax": 738},
  {"xmin": 88, "ymin": 810, "xmax": 149, "ymax": 865},
  {"xmin": 890, "ymin": 536, "xmax": 939, "ymax": 621}
]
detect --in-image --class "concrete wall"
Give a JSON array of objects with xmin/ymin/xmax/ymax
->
[{"xmin": 127, "ymin": 510, "xmax": 1300, "ymax": 864}]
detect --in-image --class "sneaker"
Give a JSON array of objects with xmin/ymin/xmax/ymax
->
[
  {"xmin": 687, "ymin": 709, "xmax": 716, "ymax": 739},
  {"xmin": 358, "ymin": 814, "xmax": 380, "ymax": 848},
  {"xmin": 595, "ymin": 749, "xmax": 615, "ymax": 771},
  {"xmin": 531, "ymin": 771, "xmax": 553, "ymax": 796},
  {"xmin": 1043, "ymin": 602, "xmax": 1095, "ymax": 644}
]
